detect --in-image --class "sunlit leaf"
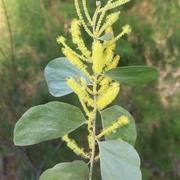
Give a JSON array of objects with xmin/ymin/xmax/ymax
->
[
  {"xmin": 105, "ymin": 66, "xmax": 158, "ymax": 85},
  {"xmin": 99, "ymin": 140, "xmax": 142, "ymax": 180},
  {"xmin": 14, "ymin": 101, "xmax": 86, "ymax": 146},
  {"xmin": 39, "ymin": 161, "xmax": 89, "ymax": 180},
  {"xmin": 45, "ymin": 57, "xmax": 88, "ymax": 97},
  {"xmin": 100, "ymin": 105, "xmax": 137, "ymax": 145}
]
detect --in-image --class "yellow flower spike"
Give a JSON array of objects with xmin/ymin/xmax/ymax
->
[
  {"xmin": 106, "ymin": 55, "xmax": 120, "ymax": 71},
  {"xmin": 117, "ymin": 115, "xmax": 129, "ymax": 125},
  {"xmin": 114, "ymin": 24, "xmax": 132, "ymax": 42},
  {"xmin": 122, "ymin": 24, "xmax": 132, "ymax": 34},
  {"xmin": 71, "ymin": 19, "xmax": 91, "ymax": 61},
  {"xmin": 57, "ymin": 36, "xmax": 66, "ymax": 45},
  {"xmin": 66, "ymin": 77, "xmax": 93, "ymax": 107},
  {"xmin": 79, "ymin": 99, "xmax": 91, "ymax": 117},
  {"xmin": 99, "ymin": 77, "xmax": 112, "ymax": 86},
  {"xmin": 67, "ymin": 77, "xmax": 87, "ymax": 97},
  {"xmin": 92, "ymin": 41, "xmax": 104, "ymax": 74},
  {"xmin": 74, "ymin": 0, "xmax": 93, "ymax": 37},
  {"xmin": 99, "ymin": 0, "xmax": 131, "ymax": 12},
  {"xmin": 82, "ymin": 0, "xmax": 92, "ymax": 25},
  {"xmin": 97, "ymin": 82, "xmax": 120, "ymax": 110},
  {"xmin": 86, "ymin": 97, "xmax": 94, "ymax": 107},
  {"xmin": 62, "ymin": 48, "xmax": 89, "ymax": 76},
  {"xmin": 105, "ymin": 26, "xmax": 114, "ymax": 36},
  {"xmin": 104, "ymin": 42, "xmax": 116, "ymax": 67},
  {"xmin": 80, "ymin": 77, "xmax": 87, "ymax": 86},
  {"xmin": 96, "ymin": 115, "xmax": 129, "ymax": 139},
  {"xmin": 95, "ymin": 10, "xmax": 106, "ymax": 33},
  {"xmin": 57, "ymin": 35, "xmax": 88, "ymax": 62},
  {"xmin": 96, "ymin": 0, "xmax": 114, "ymax": 32},
  {"xmin": 63, "ymin": 135, "xmax": 90, "ymax": 159},
  {"xmin": 98, "ymin": 77, "xmax": 112, "ymax": 95},
  {"xmin": 98, "ymin": 11, "xmax": 120, "ymax": 36},
  {"xmin": 98, "ymin": 84, "xmax": 109, "ymax": 95}
]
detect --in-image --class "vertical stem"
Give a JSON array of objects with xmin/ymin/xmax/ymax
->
[
  {"xmin": 88, "ymin": 2, "xmax": 101, "ymax": 179},
  {"xmin": 89, "ymin": 75, "xmax": 98, "ymax": 180}
]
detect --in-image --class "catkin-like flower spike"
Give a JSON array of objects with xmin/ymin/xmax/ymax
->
[
  {"xmin": 67, "ymin": 77, "xmax": 87, "ymax": 97},
  {"xmin": 99, "ymin": 0, "xmax": 131, "ymax": 12},
  {"xmin": 97, "ymin": 11, "xmax": 120, "ymax": 36},
  {"xmin": 63, "ymin": 135, "xmax": 90, "ymax": 159},
  {"xmin": 71, "ymin": 19, "xmax": 91, "ymax": 61},
  {"xmin": 79, "ymin": 98, "xmax": 91, "ymax": 117},
  {"xmin": 62, "ymin": 48, "xmax": 89, "ymax": 76},
  {"xmin": 67, "ymin": 77, "xmax": 93, "ymax": 107},
  {"xmin": 57, "ymin": 36, "xmax": 88, "ymax": 62},
  {"xmin": 104, "ymin": 40, "xmax": 116, "ymax": 68},
  {"xmin": 92, "ymin": 41, "xmax": 105, "ymax": 74},
  {"xmin": 114, "ymin": 24, "xmax": 132, "ymax": 42},
  {"xmin": 106, "ymin": 55, "xmax": 120, "ymax": 70},
  {"xmin": 103, "ymin": 27, "xmax": 116, "ymax": 69},
  {"xmin": 98, "ymin": 77, "xmax": 112, "ymax": 94},
  {"xmin": 98, "ymin": 83, "xmax": 109, "ymax": 95},
  {"xmin": 82, "ymin": 0, "xmax": 93, "ymax": 25},
  {"xmin": 74, "ymin": 0, "xmax": 93, "ymax": 37},
  {"xmin": 95, "ymin": 0, "xmax": 112, "ymax": 33},
  {"xmin": 105, "ymin": 26, "xmax": 115, "ymax": 37},
  {"xmin": 97, "ymin": 82, "xmax": 120, "ymax": 110},
  {"xmin": 97, "ymin": 115, "xmax": 129, "ymax": 139},
  {"xmin": 96, "ymin": 0, "xmax": 114, "ymax": 33},
  {"xmin": 95, "ymin": 10, "xmax": 106, "ymax": 33},
  {"xmin": 99, "ymin": 77, "xmax": 112, "ymax": 86}
]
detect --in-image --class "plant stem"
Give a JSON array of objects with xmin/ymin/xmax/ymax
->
[
  {"xmin": 88, "ymin": 76, "xmax": 98, "ymax": 180},
  {"xmin": 88, "ymin": 2, "xmax": 101, "ymax": 179}
]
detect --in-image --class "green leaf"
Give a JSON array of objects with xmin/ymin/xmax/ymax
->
[
  {"xmin": 45, "ymin": 57, "xmax": 88, "ymax": 97},
  {"xmin": 39, "ymin": 160, "xmax": 89, "ymax": 180},
  {"xmin": 99, "ymin": 140, "xmax": 142, "ymax": 180},
  {"xmin": 14, "ymin": 101, "xmax": 86, "ymax": 146},
  {"xmin": 105, "ymin": 66, "xmax": 158, "ymax": 85},
  {"xmin": 98, "ymin": 33, "xmax": 113, "ymax": 41},
  {"xmin": 100, "ymin": 105, "xmax": 137, "ymax": 145}
]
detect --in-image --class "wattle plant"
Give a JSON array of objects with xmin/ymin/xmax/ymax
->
[{"xmin": 13, "ymin": 0, "xmax": 158, "ymax": 179}]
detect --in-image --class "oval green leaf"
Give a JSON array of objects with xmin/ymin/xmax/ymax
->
[
  {"xmin": 100, "ymin": 105, "xmax": 137, "ymax": 145},
  {"xmin": 105, "ymin": 66, "xmax": 158, "ymax": 85},
  {"xmin": 45, "ymin": 57, "xmax": 88, "ymax": 97},
  {"xmin": 39, "ymin": 160, "xmax": 89, "ymax": 180},
  {"xmin": 14, "ymin": 101, "xmax": 86, "ymax": 146},
  {"xmin": 99, "ymin": 140, "xmax": 142, "ymax": 180}
]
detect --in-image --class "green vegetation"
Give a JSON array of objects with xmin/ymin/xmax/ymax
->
[{"xmin": 0, "ymin": 0, "xmax": 179, "ymax": 179}]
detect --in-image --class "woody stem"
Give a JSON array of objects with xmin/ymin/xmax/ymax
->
[{"xmin": 88, "ymin": 2, "xmax": 101, "ymax": 179}]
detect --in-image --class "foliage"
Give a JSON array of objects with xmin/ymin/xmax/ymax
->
[
  {"xmin": 0, "ymin": 0, "xmax": 179, "ymax": 179},
  {"xmin": 13, "ymin": 0, "xmax": 158, "ymax": 179}
]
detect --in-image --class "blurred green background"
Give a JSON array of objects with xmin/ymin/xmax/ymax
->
[{"xmin": 0, "ymin": 0, "xmax": 179, "ymax": 179}]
